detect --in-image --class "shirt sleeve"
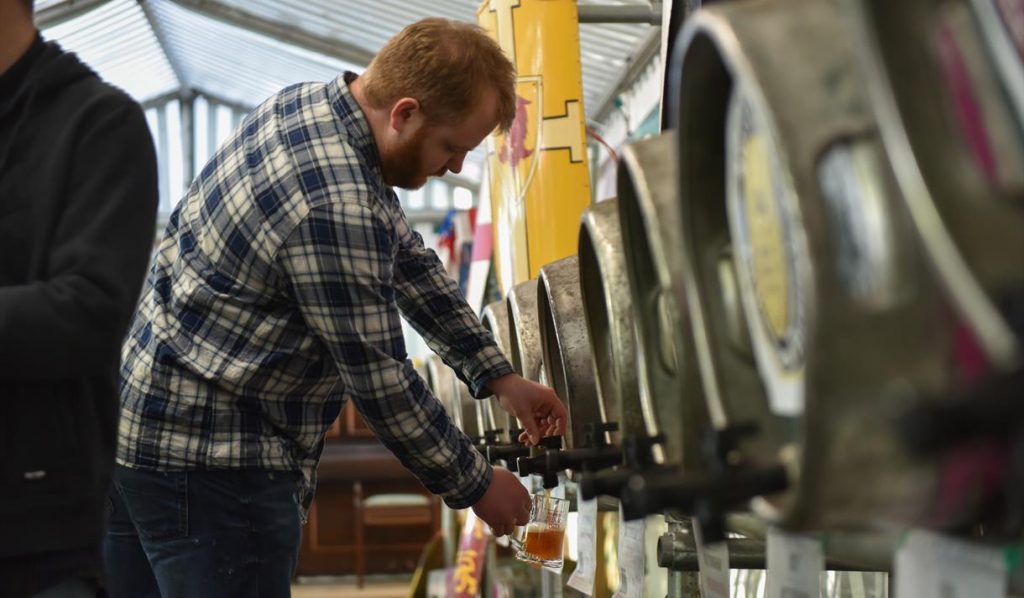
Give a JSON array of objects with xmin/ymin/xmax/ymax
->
[
  {"xmin": 278, "ymin": 201, "xmax": 492, "ymax": 509},
  {"xmin": 391, "ymin": 209, "xmax": 514, "ymax": 398}
]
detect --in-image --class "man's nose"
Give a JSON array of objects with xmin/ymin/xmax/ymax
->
[{"xmin": 447, "ymin": 152, "xmax": 466, "ymax": 174}]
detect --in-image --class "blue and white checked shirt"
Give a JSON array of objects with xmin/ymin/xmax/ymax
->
[{"xmin": 118, "ymin": 72, "xmax": 513, "ymax": 509}]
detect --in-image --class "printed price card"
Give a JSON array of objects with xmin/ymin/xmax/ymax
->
[
  {"xmin": 895, "ymin": 529, "xmax": 1005, "ymax": 598},
  {"xmin": 567, "ymin": 497, "xmax": 597, "ymax": 595},
  {"xmin": 766, "ymin": 527, "xmax": 823, "ymax": 598}
]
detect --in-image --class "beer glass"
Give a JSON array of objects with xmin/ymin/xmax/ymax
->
[{"xmin": 514, "ymin": 493, "xmax": 569, "ymax": 568}]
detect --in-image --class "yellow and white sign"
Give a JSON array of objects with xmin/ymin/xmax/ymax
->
[
  {"xmin": 726, "ymin": 84, "xmax": 812, "ymax": 417},
  {"xmin": 479, "ymin": 0, "xmax": 593, "ymax": 291}
]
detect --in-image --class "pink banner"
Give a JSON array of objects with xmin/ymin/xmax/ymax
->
[{"xmin": 449, "ymin": 512, "xmax": 490, "ymax": 597}]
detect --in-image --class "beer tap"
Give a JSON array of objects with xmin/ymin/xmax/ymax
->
[
  {"xmin": 469, "ymin": 436, "xmax": 488, "ymax": 456},
  {"xmin": 486, "ymin": 428, "xmax": 532, "ymax": 468},
  {"xmin": 516, "ymin": 436, "xmax": 564, "ymax": 489},
  {"xmin": 899, "ymin": 364, "xmax": 1024, "ymax": 533},
  {"xmin": 542, "ymin": 422, "xmax": 622, "ymax": 475},
  {"xmin": 900, "ymin": 365, "xmax": 1024, "ymax": 456},
  {"xmin": 577, "ymin": 433, "xmax": 672, "ymax": 500},
  {"xmin": 474, "ymin": 429, "xmax": 503, "ymax": 459},
  {"xmin": 619, "ymin": 423, "xmax": 788, "ymax": 542}
]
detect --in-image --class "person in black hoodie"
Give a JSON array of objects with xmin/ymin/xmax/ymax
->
[{"xmin": 0, "ymin": 0, "xmax": 159, "ymax": 595}]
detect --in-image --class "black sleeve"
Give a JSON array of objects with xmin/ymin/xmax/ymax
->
[{"xmin": 0, "ymin": 96, "xmax": 158, "ymax": 379}]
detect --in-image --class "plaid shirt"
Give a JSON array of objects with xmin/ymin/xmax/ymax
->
[{"xmin": 118, "ymin": 72, "xmax": 513, "ymax": 509}]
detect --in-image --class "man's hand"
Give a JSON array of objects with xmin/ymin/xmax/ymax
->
[
  {"xmin": 488, "ymin": 373, "xmax": 567, "ymax": 445},
  {"xmin": 472, "ymin": 467, "xmax": 531, "ymax": 536}
]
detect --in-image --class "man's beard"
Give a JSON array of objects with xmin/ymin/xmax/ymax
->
[{"xmin": 381, "ymin": 126, "xmax": 441, "ymax": 190}]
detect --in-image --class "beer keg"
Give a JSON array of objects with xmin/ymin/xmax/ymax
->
[
  {"xmin": 507, "ymin": 279, "xmax": 547, "ymax": 385},
  {"xmin": 670, "ymin": 0, "xmax": 950, "ymax": 529},
  {"xmin": 537, "ymin": 255, "xmax": 602, "ymax": 450},
  {"xmin": 618, "ymin": 133, "xmax": 711, "ymax": 470},
  {"xmin": 482, "ymin": 300, "xmax": 515, "ymax": 441},
  {"xmin": 578, "ymin": 198, "xmax": 632, "ymax": 445},
  {"xmin": 849, "ymin": 0, "xmax": 1024, "ymax": 368}
]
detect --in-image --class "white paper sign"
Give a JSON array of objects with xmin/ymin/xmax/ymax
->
[
  {"xmin": 766, "ymin": 527, "xmax": 823, "ymax": 598},
  {"xmin": 693, "ymin": 520, "xmax": 731, "ymax": 598},
  {"xmin": 612, "ymin": 508, "xmax": 646, "ymax": 598},
  {"xmin": 567, "ymin": 497, "xmax": 598, "ymax": 595},
  {"xmin": 895, "ymin": 529, "xmax": 1006, "ymax": 598}
]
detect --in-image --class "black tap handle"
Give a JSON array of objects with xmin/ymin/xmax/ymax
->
[
  {"xmin": 578, "ymin": 468, "xmax": 634, "ymax": 500},
  {"xmin": 487, "ymin": 444, "xmax": 530, "ymax": 465},
  {"xmin": 619, "ymin": 469, "xmax": 700, "ymax": 520},
  {"xmin": 541, "ymin": 469, "xmax": 559, "ymax": 490},
  {"xmin": 489, "ymin": 444, "xmax": 528, "ymax": 458},
  {"xmin": 583, "ymin": 422, "xmax": 620, "ymax": 447},
  {"xmin": 516, "ymin": 455, "xmax": 539, "ymax": 476},
  {"xmin": 580, "ymin": 447, "xmax": 624, "ymax": 473},
  {"xmin": 715, "ymin": 465, "xmax": 788, "ymax": 505},
  {"xmin": 701, "ymin": 422, "xmax": 759, "ymax": 468},
  {"xmin": 619, "ymin": 465, "xmax": 788, "ymax": 522},
  {"xmin": 690, "ymin": 465, "xmax": 788, "ymax": 541},
  {"xmin": 483, "ymin": 429, "xmax": 505, "ymax": 444},
  {"xmin": 516, "ymin": 454, "xmax": 561, "ymax": 489},
  {"xmin": 544, "ymin": 445, "xmax": 620, "ymax": 474},
  {"xmin": 540, "ymin": 435, "xmax": 563, "ymax": 450},
  {"xmin": 900, "ymin": 365, "xmax": 1024, "ymax": 455},
  {"xmin": 544, "ymin": 449, "xmax": 568, "ymax": 472},
  {"xmin": 694, "ymin": 500, "xmax": 727, "ymax": 544},
  {"xmin": 622, "ymin": 434, "xmax": 665, "ymax": 469}
]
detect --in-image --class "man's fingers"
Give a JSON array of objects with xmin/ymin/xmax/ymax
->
[{"xmin": 521, "ymin": 418, "xmax": 541, "ymax": 445}]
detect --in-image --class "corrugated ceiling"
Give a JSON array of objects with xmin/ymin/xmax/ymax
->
[
  {"xmin": 38, "ymin": 0, "xmax": 658, "ymax": 184},
  {"xmin": 148, "ymin": 0, "xmax": 360, "ymax": 108},
  {"xmin": 43, "ymin": 0, "xmax": 179, "ymax": 101}
]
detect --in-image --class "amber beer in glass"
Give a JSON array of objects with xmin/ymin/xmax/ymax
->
[
  {"xmin": 515, "ymin": 493, "xmax": 569, "ymax": 568},
  {"xmin": 523, "ymin": 524, "xmax": 564, "ymax": 560}
]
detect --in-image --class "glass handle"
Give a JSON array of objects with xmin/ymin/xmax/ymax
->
[{"xmin": 509, "ymin": 526, "xmax": 525, "ymax": 551}]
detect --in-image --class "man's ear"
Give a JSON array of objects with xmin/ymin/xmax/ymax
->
[{"xmin": 389, "ymin": 97, "xmax": 421, "ymax": 134}]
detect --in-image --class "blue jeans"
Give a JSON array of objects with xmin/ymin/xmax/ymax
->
[{"xmin": 103, "ymin": 465, "xmax": 303, "ymax": 598}]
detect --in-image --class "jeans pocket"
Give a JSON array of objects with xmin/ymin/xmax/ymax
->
[{"xmin": 115, "ymin": 466, "xmax": 189, "ymax": 541}]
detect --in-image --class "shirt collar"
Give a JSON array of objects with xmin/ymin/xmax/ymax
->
[{"xmin": 329, "ymin": 71, "xmax": 384, "ymax": 179}]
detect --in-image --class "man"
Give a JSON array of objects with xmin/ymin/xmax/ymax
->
[
  {"xmin": 0, "ymin": 0, "xmax": 160, "ymax": 596},
  {"xmin": 109, "ymin": 17, "xmax": 567, "ymax": 597}
]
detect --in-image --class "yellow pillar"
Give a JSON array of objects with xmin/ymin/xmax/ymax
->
[{"xmin": 478, "ymin": 0, "xmax": 593, "ymax": 292}]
